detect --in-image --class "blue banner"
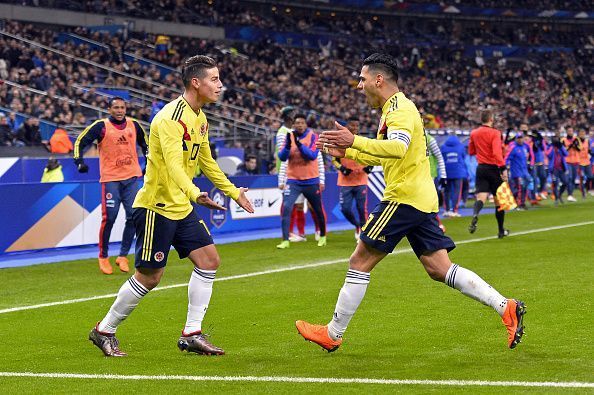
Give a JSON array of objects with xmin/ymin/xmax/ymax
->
[
  {"xmin": 0, "ymin": 172, "xmax": 385, "ymax": 254},
  {"xmin": 225, "ymin": 26, "xmax": 337, "ymax": 49},
  {"xmin": 464, "ymin": 45, "xmax": 573, "ymax": 58}
]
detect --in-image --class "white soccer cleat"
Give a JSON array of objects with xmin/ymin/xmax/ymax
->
[
  {"xmin": 314, "ymin": 231, "xmax": 321, "ymax": 241},
  {"xmin": 288, "ymin": 233, "xmax": 307, "ymax": 242},
  {"xmin": 567, "ymin": 195, "xmax": 577, "ymax": 202}
]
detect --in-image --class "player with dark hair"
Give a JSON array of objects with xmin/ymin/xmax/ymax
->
[
  {"xmin": 74, "ymin": 96, "xmax": 148, "ymax": 274},
  {"xmin": 89, "ymin": 55, "xmax": 254, "ymax": 357},
  {"xmin": 277, "ymin": 113, "xmax": 327, "ymax": 248},
  {"xmin": 296, "ymin": 53, "xmax": 526, "ymax": 352},
  {"xmin": 467, "ymin": 110, "xmax": 509, "ymax": 238}
]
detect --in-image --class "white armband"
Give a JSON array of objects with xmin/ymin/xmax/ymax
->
[{"xmin": 387, "ymin": 129, "xmax": 411, "ymax": 149}]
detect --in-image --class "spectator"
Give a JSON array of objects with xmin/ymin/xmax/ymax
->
[
  {"xmin": 7, "ymin": 112, "xmax": 22, "ymax": 133},
  {"xmin": 235, "ymin": 154, "xmax": 260, "ymax": 176},
  {"xmin": 49, "ymin": 123, "xmax": 73, "ymax": 154},
  {"xmin": 0, "ymin": 113, "xmax": 12, "ymax": 146},
  {"xmin": 16, "ymin": 117, "xmax": 43, "ymax": 146}
]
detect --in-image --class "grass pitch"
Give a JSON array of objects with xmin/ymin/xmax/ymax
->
[{"xmin": 0, "ymin": 199, "xmax": 593, "ymax": 393}]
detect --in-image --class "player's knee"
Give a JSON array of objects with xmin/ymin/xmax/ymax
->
[
  {"xmin": 348, "ymin": 253, "xmax": 370, "ymax": 273},
  {"xmin": 135, "ymin": 271, "xmax": 162, "ymax": 290},
  {"xmin": 201, "ymin": 254, "xmax": 221, "ymax": 270}
]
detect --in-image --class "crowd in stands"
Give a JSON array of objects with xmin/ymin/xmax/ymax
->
[
  {"xmin": 6, "ymin": 0, "xmax": 594, "ymax": 23},
  {"xmin": 2, "ymin": 19, "xmax": 591, "ymax": 137},
  {"xmin": 420, "ymin": 0, "xmax": 594, "ymax": 12}
]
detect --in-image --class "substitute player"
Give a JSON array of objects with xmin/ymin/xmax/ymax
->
[
  {"xmin": 467, "ymin": 110, "xmax": 509, "ymax": 238},
  {"xmin": 89, "ymin": 55, "xmax": 254, "ymax": 357},
  {"xmin": 331, "ymin": 116, "xmax": 371, "ymax": 240},
  {"xmin": 277, "ymin": 114, "xmax": 327, "ymax": 248},
  {"xmin": 296, "ymin": 53, "xmax": 526, "ymax": 352},
  {"xmin": 74, "ymin": 97, "xmax": 148, "ymax": 274}
]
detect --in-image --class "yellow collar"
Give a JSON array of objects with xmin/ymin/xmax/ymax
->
[{"xmin": 381, "ymin": 91, "xmax": 403, "ymax": 114}]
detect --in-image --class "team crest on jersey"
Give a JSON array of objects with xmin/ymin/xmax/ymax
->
[
  {"xmin": 106, "ymin": 193, "xmax": 113, "ymax": 199},
  {"xmin": 200, "ymin": 123, "xmax": 208, "ymax": 136},
  {"xmin": 154, "ymin": 251, "xmax": 165, "ymax": 262}
]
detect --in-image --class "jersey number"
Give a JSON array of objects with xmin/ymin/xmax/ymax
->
[{"xmin": 190, "ymin": 143, "xmax": 200, "ymax": 160}]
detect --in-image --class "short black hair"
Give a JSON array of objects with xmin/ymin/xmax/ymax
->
[
  {"xmin": 481, "ymin": 110, "xmax": 494, "ymax": 124},
  {"xmin": 294, "ymin": 113, "xmax": 307, "ymax": 121},
  {"xmin": 246, "ymin": 154, "xmax": 257, "ymax": 161},
  {"xmin": 108, "ymin": 96, "xmax": 126, "ymax": 107},
  {"xmin": 362, "ymin": 53, "xmax": 399, "ymax": 83},
  {"xmin": 347, "ymin": 116, "xmax": 359, "ymax": 123},
  {"xmin": 182, "ymin": 55, "xmax": 217, "ymax": 87}
]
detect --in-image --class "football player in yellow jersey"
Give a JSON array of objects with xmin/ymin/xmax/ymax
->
[
  {"xmin": 89, "ymin": 55, "xmax": 254, "ymax": 357},
  {"xmin": 296, "ymin": 53, "xmax": 526, "ymax": 352}
]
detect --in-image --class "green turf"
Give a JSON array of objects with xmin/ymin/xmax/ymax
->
[{"xmin": 0, "ymin": 199, "xmax": 593, "ymax": 393}]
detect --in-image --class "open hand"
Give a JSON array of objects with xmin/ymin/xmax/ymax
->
[
  {"xmin": 196, "ymin": 192, "xmax": 226, "ymax": 210},
  {"xmin": 236, "ymin": 187, "xmax": 255, "ymax": 213},
  {"xmin": 318, "ymin": 121, "xmax": 355, "ymax": 149}
]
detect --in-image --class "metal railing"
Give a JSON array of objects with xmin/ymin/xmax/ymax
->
[{"xmin": 0, "ymin": 29, "xmax": 281, "ymax": 154}]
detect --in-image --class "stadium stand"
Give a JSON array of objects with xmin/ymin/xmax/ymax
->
[{"xmin": 0, "ymin": 1, "xmax": 592, "ymax": 164}]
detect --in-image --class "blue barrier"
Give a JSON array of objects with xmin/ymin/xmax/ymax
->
[
  {"xmin": 0, "ymin": 172, "xmax": 383, "ymax": 254},
  {"xmin": 0, "ymin": 157, "xmax": 147, "ymax": 184}
]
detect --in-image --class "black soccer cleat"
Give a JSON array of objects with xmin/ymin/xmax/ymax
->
[
  {"xmin": 498, "ymin": 229, "xmax": 510, "ymax": 239},
  {"xmin": 468, "ymin": 215, "xmax": 478, "ymax": 233},
  {"xmin": 89, "ymin": 324, "xmax": 127, "ymax": 357},
  {"xmin": 178, "ymin": 332, "xmax": 225, "ymax": 355}
]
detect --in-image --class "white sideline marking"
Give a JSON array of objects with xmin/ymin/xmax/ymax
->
[
  {"xmin": 1, "ymin": 220, "xmax": 592, "ymax": 315},
  {"xmin": 0, "ymin": 372, "xmax": 592, "ymax": 388}
]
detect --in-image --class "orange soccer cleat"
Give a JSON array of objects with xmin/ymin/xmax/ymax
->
[
  {"xmin": 98, "ymin": 257, "xmax": 113, "ymax": 275},
  {"xmin": 295, "ymin": 320, "xmax": 342, "ymax": 352},
  {"xmin": 502, "ymin": 299, "xmax": 526, "ymax": 349},
  {"xmin": 115, "ymin": 256, "xmax": 130, "ymax": 273}
]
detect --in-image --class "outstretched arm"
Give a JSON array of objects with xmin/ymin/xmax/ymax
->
[{"xmin": 73, "ymin": 120, "xmax": 104, "ymax": 165}]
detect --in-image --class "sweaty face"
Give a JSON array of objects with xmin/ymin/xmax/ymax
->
[
  {"xmin": 357, "ymin": 65, "xmax": 381, "ymax": 108},
  {"xmin": 195, "ymin": 67, "xmax": 223, "ymax": 104},
  {"xmin": 109, "ymin": 100, "xmax": 126, "ymax": 121},
  {"xmin": 294, "ymin": 118, "xmax": 307, "ymax": 133}
]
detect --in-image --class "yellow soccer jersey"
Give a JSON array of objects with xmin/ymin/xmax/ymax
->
[
  {"xmin": 344, "ymin": 91, "xmax": 438, "ymax": 213},
  {"xmin": 134, "ymin": 96, "xmax": 240, "ymax": 220}
]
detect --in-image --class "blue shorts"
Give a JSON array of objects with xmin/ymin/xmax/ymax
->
[
  {"xmin": 360, "ymin": 202, "xmax": 455, "ymax": 257},
  {"xmin": 132, "ymin": 207, "xmax": 213, "ymax": 269}
]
